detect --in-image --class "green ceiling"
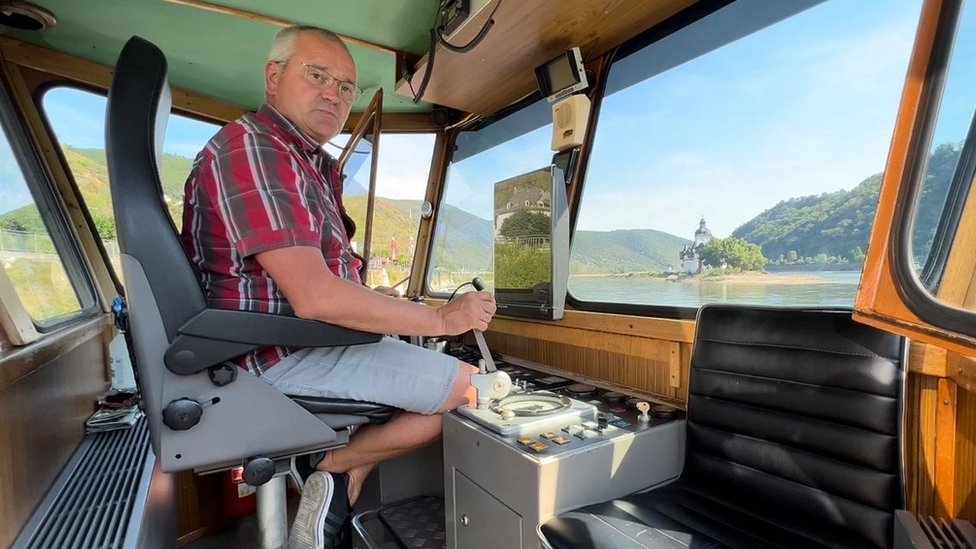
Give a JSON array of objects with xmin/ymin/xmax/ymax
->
[{"xmin": 1, "ymin": 0, "xmax": 440, "ymax": 113}]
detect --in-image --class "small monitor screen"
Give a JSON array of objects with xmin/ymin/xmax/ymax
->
[
  {"xmin": 535, "ymin": 47, "xmax": 587, "ymax": 102},
  {"xmin": 544, "ymin": 57, "xmax": 577, "ymax": 95}
]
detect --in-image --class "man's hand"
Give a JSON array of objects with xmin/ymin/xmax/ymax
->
[
  {"xmin": 438, "ymin": 291, "xmax": 496, "ymax": 335},
  {"xmin": 372, "ymin": 286, "xmax": 401, "ymax": 297}
]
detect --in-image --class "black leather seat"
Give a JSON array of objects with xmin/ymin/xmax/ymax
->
[
  {"xmin": 541, "ymin": 305, "xmax": 906, "ymax": 549},
  {"xmin": 105, "ymin": 35, "xmax": 395, "ymax": 547}
]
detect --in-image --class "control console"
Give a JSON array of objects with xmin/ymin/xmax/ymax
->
[{"xmin": 443, "ymin": 344, "xmax": 686, "ymax": 549}]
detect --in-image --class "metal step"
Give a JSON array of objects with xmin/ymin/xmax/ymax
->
[{"xmin": 354, "ymin": 496, "xmax": 446, "ymax": 549}]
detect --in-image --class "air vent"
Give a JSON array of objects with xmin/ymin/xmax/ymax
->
[
  {"xmin": 12, "ymin": 419, "xmax": 150, "ymax": 549},
  {"xmin": 0, "ymin": 0, "xmax": 56, "ymax": 31},
  {"xmin": 895, "ymin": 510, "xmax": 976, "ymax": 549}
]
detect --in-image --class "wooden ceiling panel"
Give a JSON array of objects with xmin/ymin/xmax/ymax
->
[{"xmin": 396, "ymin": 0, "xmax": 697, "ymax": 115}]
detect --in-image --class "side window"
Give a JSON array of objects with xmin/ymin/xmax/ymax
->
[
  {"xmin": 908, "ymin": 0, "xmax": 975, "ymax": 306},
  {"xmin": 329, "ymin": 132, "xmax": 436, "ymax": 290},
  {"xmin": 0, "ymin": 105, "xmax": 94, "ymax": 332},
  {"xmin": 42, "ymin": 87, "xmax": 219, "ymax": 278},
  {"xmin": 571, "ymin": 0, "xmax": 922, "ymax": 311},
  {"xmin": 427, "ymin": 100, "xmax": 553, "ymax": 293}
]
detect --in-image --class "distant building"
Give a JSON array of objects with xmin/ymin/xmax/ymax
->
[
  {"xmin": 493, "ymin": 180, "xmax": 551, "ymax": 238},
  {"xmin": 679, "ymin": 217, "xmax": 714, "ymax": 274}
]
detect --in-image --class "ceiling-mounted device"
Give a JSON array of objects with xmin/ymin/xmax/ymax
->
[
  {"xmin": 534, "ymin": 47, "xmax": 587, "ymax": 103},
  {"xmin": 0, "ymin": 0, "xmax": 56, "ymax": 30}
]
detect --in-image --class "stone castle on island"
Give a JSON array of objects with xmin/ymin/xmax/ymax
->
[{"xmin": 679, "ymin": 217, "xmax": 714, "ymax": 274}]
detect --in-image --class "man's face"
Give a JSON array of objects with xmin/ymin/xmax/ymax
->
[{"xmin": 265, "ymin": 32, "xmax": 356, "ymax": 145}]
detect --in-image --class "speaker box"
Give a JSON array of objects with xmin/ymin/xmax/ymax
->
[{"xmin": 551, "ymin": 94, "xmax": 591, "ymax": 152}]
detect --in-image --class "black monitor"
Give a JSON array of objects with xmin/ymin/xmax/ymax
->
[
  {"xmin": 534, "ymin": 47, "xmax": 587, "ymax": 102},
  {"xmin": 492, "ymin": 164, "xmax": 569, "ymax": 320}
]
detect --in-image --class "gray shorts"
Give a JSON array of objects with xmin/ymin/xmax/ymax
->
[{"xmin": 259, "ymin": 337, "xmax": 461, "ymax": 415}]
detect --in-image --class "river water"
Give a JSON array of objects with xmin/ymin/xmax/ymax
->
[{"xmin": 567, "ymin": 271, "xmax": 862, "ymax": 308}]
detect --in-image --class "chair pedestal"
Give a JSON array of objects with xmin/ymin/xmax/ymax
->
[{"xmin": 257, "ymin": 475, "xmax": 288, "ymax": 549}]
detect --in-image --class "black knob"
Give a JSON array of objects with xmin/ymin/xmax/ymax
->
[
  {"xmin": 472, "ymin": 277, "xmax": 486, "ymax": 291},
  {"xmin": 208, "ymin": 363, "xmax": 237, "ymax": 386},
  {"xmin": 162, "ymin": 398, "xmax": 203, "ymax": 430},
  {"xmin": 243, "ymin": 457, "xmax": 276, "ymax": 486}
]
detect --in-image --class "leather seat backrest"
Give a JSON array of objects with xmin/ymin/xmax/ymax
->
[
  {"xmin": 105, "ymin": 35, "xmax": 206, "ymax": 341},
  {"xmin": 686, "ymin": 305, "xmax": 906, "ymax": 548}
]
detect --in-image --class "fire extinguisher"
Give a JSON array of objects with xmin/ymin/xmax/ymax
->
[{"xmin": 222, "ymin": 466, "xmax": 257, "ymax": 517}]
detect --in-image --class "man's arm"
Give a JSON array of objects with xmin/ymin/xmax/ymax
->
[{"xmin": 256, "ymin": 246, "xmax": 495, "ymax": 336}]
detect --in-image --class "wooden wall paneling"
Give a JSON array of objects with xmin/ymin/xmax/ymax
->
[
  {"xmin": 935, "ymin": 378, "xmax": 958, "ymax": 517},
  {"xmin": 906, "ymin": 374, "xmax": 939, "ymax": 517},
  {"xmin": 0, "ymin": 318, "xmax": 109, "ymax": 548},
  {"xmin": 175, "ymin": 470, "xmax": 225, "ymax": 544},
  {"xmin": 955, "ymin": 386, "xmax": 976, "ymax": 523},
  {"xmin": 484, "ymin": 326, "xmax": 688, "ymax": 406}
]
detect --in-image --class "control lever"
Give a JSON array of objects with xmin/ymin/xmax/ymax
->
[
  {"xmin": 470, "ymin": 277, "xmax": 496, "ymax": 373},
  {"xmin": 466, "ymin": 277, "xmax": 511, "ymax": 408}
]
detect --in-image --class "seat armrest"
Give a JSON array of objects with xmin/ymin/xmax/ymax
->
[{"xmin": 164, "ymin": 308, "xmax": 382, "ymax": 374}]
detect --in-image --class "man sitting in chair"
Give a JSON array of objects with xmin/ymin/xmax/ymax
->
[{"xmin": 180, "ymin": 25, "xmax": 495, "ymax": 549}]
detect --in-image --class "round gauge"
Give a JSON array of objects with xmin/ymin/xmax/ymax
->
[
  {"xmin": 491, "ymin": 392, "xmax": 571, "ymax": 417},
  {"xmin": 566, "ymin": 383, "xmax": 597, "ymax": 398},
  {"xmin": 419, "ymin": 201, "xmax": 434, "ymax": 219},
  {"xmin": 652, "ymin": 405, "xmax": 677, "ymax": 418}
]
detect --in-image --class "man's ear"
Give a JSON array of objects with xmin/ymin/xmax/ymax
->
[{"xmin": 265, "ymin": 60, "xmax": 281, "ymax": 98}]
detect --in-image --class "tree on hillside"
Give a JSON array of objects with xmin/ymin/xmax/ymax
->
[
  {"xmin": 699, "ymin": 237, "xmax": 768, "ymax": 271},
  {"xmin": 499, "ymin": 211, "xmax": 549, "ymax": 239}
]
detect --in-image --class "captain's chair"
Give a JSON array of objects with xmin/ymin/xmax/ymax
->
[{"xmin": 105, "ymin": 35, "xmax": 395, "ymax": 547}]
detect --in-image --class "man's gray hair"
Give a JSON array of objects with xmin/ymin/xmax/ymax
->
[{"xmin": 268, "ymin": 26, "xmax": 349, "ymax": 62}]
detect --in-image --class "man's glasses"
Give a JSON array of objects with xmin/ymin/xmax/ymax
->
[{"xmin": 277, "ymin": 61, "xmax": 363, "ymax": 104}]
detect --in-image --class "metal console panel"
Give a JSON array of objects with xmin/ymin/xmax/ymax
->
[{"xmin": 444, "ymin": 407, "xmax": 685, "ymax": 549}]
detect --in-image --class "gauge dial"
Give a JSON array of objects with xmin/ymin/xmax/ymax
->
[{"xmin": 491, "ymin": 392, "xmax": 571, "ymax": 417}]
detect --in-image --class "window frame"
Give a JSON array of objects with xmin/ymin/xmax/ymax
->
[
  {"xmin": 854, "ymin": 0, "xmax": 976, "ymax": 356},
  {"xmin": 0, "ymin": 78, "xmax": 99, "ymax": 342}
]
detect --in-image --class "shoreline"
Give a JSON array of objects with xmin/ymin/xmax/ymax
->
[{"xmin": 572, "ymin": 271, "xmax": 859, "ymax": 285}]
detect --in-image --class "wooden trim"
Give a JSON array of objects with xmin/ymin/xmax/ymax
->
[
  {"xmin": 407, "ymin": 130, "xmax": 451, "ymax": 298},
  {"xmin": 909, "ymin": 342, "xmax": 949, "ymax": 377},
  {"xmin": 0, "ymin": 315, "xmax": 109, "ymax": 391},
  {"xmin": 0, "ymin": 264, "xmax": 40, "ymax": 346},
  {"xmin": 668, "ymin": 341, "xmax": 681, "ymax": 388},
  {"xmin": 345, "ymin": 111, "xmax": 437, "ymax": 132},
  {"xmin": 853, "ymin": 0, "xmax": 976, "ymax": 356},
  {"xmin": 161, "ymin": 0, "xmax": 406, "ymax": 58},
  {"xmin": 395, "ymin": 0, "xmax": 695, "ymax": 115},
  {"xmin": 0, "ymin": 36, "xmax": 247, "ymax": 122},
  {"xmin": 425, "ymin": 300, "xmax": 696, "ymax": 344},
  {"xmin": 935, "ymin": 377, "xmax": 957, "ymax": 518}
]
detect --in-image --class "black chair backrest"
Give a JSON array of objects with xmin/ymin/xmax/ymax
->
[
  {"xmin": 687, "ymin": 305, "xmax": 905, "ymax": 548},
  {"xmin": 105, "ymin": 36, "xmax": 206, "ymax": 341}
]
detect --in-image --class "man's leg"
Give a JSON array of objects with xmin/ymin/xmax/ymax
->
[{"xmin": 317, "ymin": 361, "xmax": 477, "ymax": 504}]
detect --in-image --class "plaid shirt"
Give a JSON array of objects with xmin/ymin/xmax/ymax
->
[{"xmin": 181, "ymin": 104, "xmax": 362, "ymax": 375}]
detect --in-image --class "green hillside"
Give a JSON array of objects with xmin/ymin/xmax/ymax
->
[
  {"xmin": 733, "ymin": 142, "xmax": 960, "ymax": 263},
  {"xmin": 0, "ymin": 145, "xmax": 194, "ymax": 238},
  {"xmin": 572, "ymin": 229, "xmax": 690, "ymax": 274}
]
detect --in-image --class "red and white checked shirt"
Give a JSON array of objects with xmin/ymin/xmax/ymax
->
[{"xmin": 181, "ymin": 104, "xmax": 363, "ymax": 375}]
